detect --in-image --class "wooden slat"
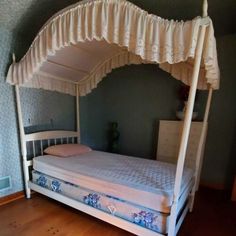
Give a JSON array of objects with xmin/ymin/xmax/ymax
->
[
  {"xmin": 175, "ymin": 202, "xmax": 190, "ymax": 234},
  {"xmin": 32, "ymin": 141, "xmax": 36, "ymax": 157},
  {"xmin": 40, "ymin": 140, "xmax": 43, "ymax": 155}
]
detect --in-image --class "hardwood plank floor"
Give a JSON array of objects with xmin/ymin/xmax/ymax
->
[
  {"xmin": 179, "ymin": 187, "xmax": 236, "ymax": 236},
  {"xmin": 0, "ymin": 188, "xmax": 235, "ymax": 236}
]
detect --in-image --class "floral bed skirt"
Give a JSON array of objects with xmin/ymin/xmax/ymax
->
[{"xmin": 32, "ymin": 170, "xmax": 169, "ymax": 234}]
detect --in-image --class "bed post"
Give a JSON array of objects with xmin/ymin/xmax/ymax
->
[
  {"xmin": 203, "ymin": 0, "xmax": 208, "ymax": 17},
  {"xmin": 168, "ymin": 1, "xmax": 208, "ymax": 235},
  {"xmin": 76, "ymin": 84, "xmax": 81, "ymax": 143},
  {"xmin": 15, "ymin": 84, "xmax": 31, "ymax": 199},
  {"xmin": 189, "ymin": 86, "xmax": 213, "ymax": 211}
]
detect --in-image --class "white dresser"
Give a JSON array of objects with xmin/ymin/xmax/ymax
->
[{"xmin": 157, "ymin": 120, "xmax": 207, "ymax": 188}]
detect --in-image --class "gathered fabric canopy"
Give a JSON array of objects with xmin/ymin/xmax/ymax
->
[{"xmin": 6, "ymin": 0, "xmax": 220, "ymax": 96}]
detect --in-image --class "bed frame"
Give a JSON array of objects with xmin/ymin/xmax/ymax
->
[
  {"xmin": 13, "ymin": 1, "xmax": 214, "ymax": 236},
  {"xmin": 17, "ymin": 127, "xmax": 193, "ymax": 236}
]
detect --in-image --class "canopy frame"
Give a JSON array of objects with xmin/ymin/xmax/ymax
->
[{"xmin": 12, "ymin": 1, "xmax": 215, "ymax": 236}]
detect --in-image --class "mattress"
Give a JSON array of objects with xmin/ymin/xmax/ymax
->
[
  {"xmin": 32, "ymin": 170, "xmax": 168, "ymax": 233},
  {"xmin": 33, "ymin": 150, "xmax": 194, "ymax": 213}
]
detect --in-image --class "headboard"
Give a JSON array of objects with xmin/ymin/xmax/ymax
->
[
  {"xmin": 157, "ymin": 120, "xmax": 207, "ymax": 172},
  {"xmin": 24, "ymin": 130, "xmax": 79, "ymax": 159}
]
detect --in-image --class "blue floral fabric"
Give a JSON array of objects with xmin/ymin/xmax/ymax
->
[
  {"xmin": 51, "ymin": 180, "xmax": 61, "ymax": 193},
  {"xmin": 36, "ymin": 175, "xmax": 48, "ymax": 187},
  {"xmin": 83, "ymin": 193, "xmax": 101, "ymax": 209},
  {"xmin": 133, "ymin": 211, "xmax": 159, "ymax": 231},
  {"xmin": 32, "ymin": 170, "xmax": 166, "ymax": 234}
]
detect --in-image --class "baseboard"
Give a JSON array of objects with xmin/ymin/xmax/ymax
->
[
  {"xmin": 200, "ymin": 182, "xmax": 225, "ymax": 190},
  {"xmin": 0, "ymin": 191, "xmax": 25, "ymax": 206}
]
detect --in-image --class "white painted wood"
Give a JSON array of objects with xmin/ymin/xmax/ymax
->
[
  {"xmin": 27, "ymin": 160, "xmax": 33, "ymax": 167},
  {"xmin": 195, "ymin": 88, "xmax": 213, "ymax": 189},
  {"xmin": 190, "ymin": 87, "xmax": 213, "ymax": 211},
  {"xmin": 203, "ymin": 0, "xmax": 208, "ymax": 17},
  {"xmin": 12, "ymin": 53, "xmax": 16, "ymax": 63},
  {"xmin": 157, "ymin": 121, "xmax": 207, "ymax": 174},
  {"xmin": 28, "ymin": 182, "xmax": 163, "ymax": 236},
  {"xmin": 177, "ymin": 180, "xmax": 194, "ymax": 213},
  {"xmin": 175, "ymin": 202, "xmax": 190, "ymax": 235},
  {"xmin": 25, "ymin": 130, "xmax": 79, "ymax": 142},
  {"xmin": 15, "ymin": 85, "xmax": 31, "ymax": 198},
  {"xmin": 15, "ymin": 86, "xmax": 26, "ymax": 156},
  {"xmin": 168, "ymin": 23, "xmax": 208, "ymax": 236}
]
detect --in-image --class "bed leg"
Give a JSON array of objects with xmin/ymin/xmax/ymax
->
[
  {"xmin": 23, "ymin": 159, "xmax": 31, "ymax": 199},
  {"xmin": 25, "ymin": 186, "xmax": 31, "ymax": 199},
  {"xmin": 189, "ymin": 191, "xmax": 195, "ymax": 212},
  {"xmin": 168, "ymin": 200, "xmax": 178, "ymax": 236}
]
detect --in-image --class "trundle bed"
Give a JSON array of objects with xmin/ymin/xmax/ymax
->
[{"xmin": 6, "ymin": 0, "xmax": 220, "ymax": 235}]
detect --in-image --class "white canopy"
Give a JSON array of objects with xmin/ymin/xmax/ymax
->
[{"xmin": 6, "ymin": 0, "xmax": 220, "ymax": 96}]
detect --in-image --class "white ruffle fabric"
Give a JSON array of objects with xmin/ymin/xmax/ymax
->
[{"xmin": 6, "ymin": 0, "xmax": 220, "ymax": 96}]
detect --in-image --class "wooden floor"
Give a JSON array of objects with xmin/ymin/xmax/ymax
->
[{"xmin": 0, "ymin": 188, "xmax": 235, "ymax": 236}]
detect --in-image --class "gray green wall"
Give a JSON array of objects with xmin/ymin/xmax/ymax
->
[
  {"xmin": 201, "ymin": 34, "xmax": 236, "ymax": 188},
  {"xmin": 0, "ymin": 27, "xmax": 23, "ymax": 197},
  {"xmin": 80, "ymin": 64, "xmax": 206, "ymax": 158}
]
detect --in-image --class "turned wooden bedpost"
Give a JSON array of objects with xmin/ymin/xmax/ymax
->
[
  {"xmin": 15, "ymin": 85, "xmax": 31, "ymax": 199},
  {"xmin": 13, "ymin": 53, "xmax": 30, "ymax": 199},
  {"xmin": 189, "ymin": 86, "xmax": 213, "ymax": 211},
  {"xmin": 168, "ymin": 1, "xmax": 209, "ymax": 235},
  {"xmin": 203, "ymin": 0, "xmax": 208, "ymax": 17}
]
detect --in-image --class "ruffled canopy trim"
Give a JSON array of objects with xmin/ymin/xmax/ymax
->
[{"xmin": 6, "ymin": 0, "xmax": 220, "ymax": 96}]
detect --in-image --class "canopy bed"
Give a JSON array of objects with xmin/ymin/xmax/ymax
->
[{"xmin": 6, "ymin": 0, "xmax": 220, "ymax": 235}]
